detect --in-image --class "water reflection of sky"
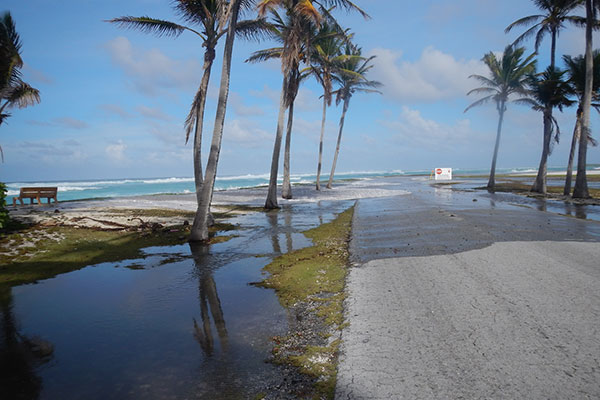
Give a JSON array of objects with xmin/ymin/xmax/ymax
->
[{"xmin": 5, "ymin": 201, "xmax": 353, "ymax": 399}]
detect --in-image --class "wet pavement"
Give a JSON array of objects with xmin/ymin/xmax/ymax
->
[{"xmin": 336, "ymin": 177, "xmax": 600, "ymax": 399}]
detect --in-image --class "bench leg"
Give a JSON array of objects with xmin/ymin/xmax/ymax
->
[{"xmin": 12, "ymin": 198, "xmax": 17, "ymax": 207}]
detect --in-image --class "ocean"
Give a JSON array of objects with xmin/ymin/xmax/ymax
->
[{"xmin": 4, "ymin": 166, "xmax": 597, "ymax": 203}]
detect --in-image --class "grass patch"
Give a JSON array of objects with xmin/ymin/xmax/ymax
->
[
  {"xmin": 0, "ymin": 217, "xmax": 235, "ymax": 289},
  {"xmin": 260, "ymin": 206, "xmax": 354, "ymax": 399},
  {"xmin": 481, "ymin": 180, "xmax": 600, "ymax": 198}
]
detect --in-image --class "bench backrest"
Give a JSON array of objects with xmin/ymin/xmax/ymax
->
[{"xmin": 20, "ymin": 187, "xmax": 58, "ymax": 196}]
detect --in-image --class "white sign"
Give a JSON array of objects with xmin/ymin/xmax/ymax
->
[{"xmin": 434, "ymin": 167, "xmax": 452, "ymax": 181}]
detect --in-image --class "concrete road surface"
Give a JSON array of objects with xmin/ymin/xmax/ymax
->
[{"xmin": 336, "ymin": 179, "xmax": 600, "ymax": 399}]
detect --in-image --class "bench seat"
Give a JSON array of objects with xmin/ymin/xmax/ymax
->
[{"xmin": 12, "ymin": 187, "xmax": 58, "ymax": 206}]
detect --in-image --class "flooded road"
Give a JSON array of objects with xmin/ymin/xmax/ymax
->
[{"xmin": 2, "ymin": 201, "xmax": 352, "ymax": 399}]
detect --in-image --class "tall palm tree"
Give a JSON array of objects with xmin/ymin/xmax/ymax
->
[
  {"xmin": 573, "ymin": 0, "xmax": 600, "ymax": 198},
  {"xmin": 525, "ymin": 66, "xmax": 575, "ymax": 194},
  {"xmin": 257, "ymin": 0, "xmax": 368, "ymax": 208},
  {"xmin": 326, "ymin": 45, "xmax": 381, "ymax": 189},
  {"xmin": 505, "ymin": 0, "xmax": 584, "ymax": 69},
  {"xmin": 310, "ymin": 21, "xmax": 347, "ymax": 191},
  {"xmin": 247, "ymin": 8, "xmax": 310, "ymax": 201},
  {"xmin": 192, "ymin": 0, "xmax": 243, "ymax": 241},
  {"xmin": 562, "ymin": 51, "xmax": 599, "ymax": 195},
  {"xmin": 465, "ymin": 46, "xmax": 536, "ymax": 189},
  {"xmin": 0, "ymin": 12, "xmax": 41, "ymax": 161},
  {"xmin": 109, "ymin": 1, "xmax": 263, "ymax": 239}
]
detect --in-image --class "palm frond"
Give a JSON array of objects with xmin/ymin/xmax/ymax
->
[
  {"xmin": 464, "ymin": 95, "xmax": 495, "ymax": 113},
  {"xmin": 107, "ymin": 16, "xmax": 200, "ymax": 38}
]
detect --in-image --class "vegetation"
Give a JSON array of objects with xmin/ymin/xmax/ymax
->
[
  {"xmin": 465, "ymin": 46, "xmax": 536, "ymax": 189},
  {"xmin": 562, "ymin": 51, "xmax": 600, "ymax": 194},
  {"xmin": 0, "ymin": 210, "xmax": 236, "ymax": 289},
  {"xmin": 0, "ymin": 183, "xmax": 8, "ymax": 229},
  {"xmin": 524, "ymin": 66, "xmax": 575, "ymax": 194},
  {"xmin": 327, "ymin": 45, "xmax": 381, "ymax": 189},
  {"xmin": 260, "ymin": 206, "xmax": 353, "ymax": 399},
  {"xmin": 257, "ymin": 0, "xmax": 369, "ymax": 208},
  {"xmin": 0, "ymin": 11, "xmax": 40, "ymax": 160},
  {"xmin": 108, "ymin": 1, "xmax": 265, "ymax": 241}
]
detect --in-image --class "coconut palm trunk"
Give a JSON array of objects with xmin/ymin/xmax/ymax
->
[
  {"xmin": 265, "ymin": 81, "xmax": 288, "ymax": 209},
  {"xmin": 192, "ymin": 50, "xmax": 216, "ymax": 204},
  {"xmin": 564, "ymin": 108, "xmax": 581, "ymax": 195},
  {"xmin": 488, "ymin": 100, "xmax": 506, "ymax": 189},
  {"xmin": 316, "ymin": 97, "xmax": 327, "ymax": 190},
  {"xmin": 327, "ymin": 96, "xmax": 349, "ymax": 189},
  {"xmin": 190, "ymin": 0, "xmax": 241, "ymax": 241},
  {"xmin": 282, "ymin": 100, "xmax": 295, "ymax": 199},
  {"xmin": 573, "ymin": 0, "xmax": 593, "ymax": 199},
  {"xmin": 532, "ymin": 110, "xmax": 553, "ymax": 194}
]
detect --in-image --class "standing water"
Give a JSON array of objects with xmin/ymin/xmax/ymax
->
[{"xmin": 1, "ymin": 201, "xmax": 353, "ymax": 399}]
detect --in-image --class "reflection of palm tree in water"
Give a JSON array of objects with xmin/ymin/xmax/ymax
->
[
  {"xmin": 267, "ymin": 210, "xmax": 281, "ymax": 254},
  {"xmin": 1, "ymin": 288, "xmax": 53, "ymax": 400},
  {"xmin": 189, "ymin": 243, "xmax": 228, "ymax": 356}
]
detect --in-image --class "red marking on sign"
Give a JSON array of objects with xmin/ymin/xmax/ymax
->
[{"xmin": 436, "ymin": 169, "xmax": 442, "ymax": 174}]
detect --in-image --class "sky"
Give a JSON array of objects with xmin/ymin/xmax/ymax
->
[{"xmin": 1, "ymin": 0, "xmax": 600, "ymax": 182}]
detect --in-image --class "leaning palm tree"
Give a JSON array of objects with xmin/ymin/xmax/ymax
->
[
  {"xmin": 309, "ymin": 21, "xmax": 347, "ymax": 191},
  {"xmin": 193, "ymin": 0, "xmax": 243, "ymax": 241},
  {"xmin": 257, "ymin": 0, "xmax": 368, "ymax": 208},
  {"xmin": 0, "ymin": 12, "xmax": 41, "ymax": 160},
  {"xmin": 247, "ymin": 8, "xmax": 311, "ymax": 201},
  {"xmin": 326, "ymin": 45, "xmax": 381, "ymax": 189},
  {"xmin": 505, "ymin": 0, "xmax": 584, "ymax": 68},
  {"xmin": 562, "ymin": 51, "xmax": 599, "ymax": 195},
  {"xmin": 109, "ymin": 1, "xmax": 264, "ymax": 239},
  {"xmin": 573, "ymin": 0, "xmax": 600, "ymax": 198},
  {"xmin": 465, "ymin": 46, "xmax": 536, "ymax": 189},
  {"xmin": 525, "ymin": 66, "xmax": 575, "ymax": 194}
]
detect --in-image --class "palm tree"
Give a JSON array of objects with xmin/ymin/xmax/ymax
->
[
  {"xmin": 247, "ymin": 8, "xmax": 310, "ymax": 201},
  {"xmin": 310, "ymin": 21, "xmax": 348, "ymax": 191},
  {"xmin": 192, "ymin": 0, "xmax": 242, "ymax": 241},
  {"xmin": 109, "ymin": 1, "xmax": 263, "ymax": 239},
  {"xmin": 257, "ymin": 0, "xmax": 368, "ymax": 208},
  {"xmin": 326, "ymin": 45, "xmax": 380, "ymax": 189},
  {"xmin": 573, "ymin": 0, "xmax": 600, "ymax": 198},
  {"xmin": 525, "ymin": 66, "xmax": 575, "ymax": 194},
  {"xmin": 0, "ymin": 12, "xmax": 41, "ymax": 160},
  {"xmin": 465, "ymin": 46, "xmax": 536, "ymax": 189},
  {"xmin": 562, "ymin": 51, "xmax": 600, "ymax": 195},
  {"xmin": 505, "ymin": 0, "xmax": 584, "ymax": 69}
]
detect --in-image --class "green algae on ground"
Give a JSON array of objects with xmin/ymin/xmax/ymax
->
[
  {"xmin": 260, "ymin": 206, "xmax": 354, "ymax": 399},
  {"xmin": 479, "ymin": 180, "xmax": 600, "ymax": 199},
  {"xmin": 0, "ymin": 214, "xmax": 236, "ymax": 288}
]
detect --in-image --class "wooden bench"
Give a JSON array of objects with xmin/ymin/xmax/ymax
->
[{"xmin": 12, "ymin": 187, "xmax": 58, "ymax": 206}]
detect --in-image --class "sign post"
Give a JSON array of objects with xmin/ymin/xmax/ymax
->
[{"xmin": 434, "ymin": 168, "xmax": 452, "ymax": 181}]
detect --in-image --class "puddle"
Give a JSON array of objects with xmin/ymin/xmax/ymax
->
[{"xmin": 1, "ymin": 201, "xmax": 353, "ymax": 399}]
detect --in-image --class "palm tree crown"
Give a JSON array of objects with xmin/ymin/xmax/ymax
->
[
  {"xmin": 466, "ymin": 46, "xmax": 537, "ymax": 113},
  {"xmin": 505, "ymin": 0, "xmax": 584, "ymax": 66},
  {"xmin": 0, "ymin": 12, "xmax": 41, "ymax": 160}
]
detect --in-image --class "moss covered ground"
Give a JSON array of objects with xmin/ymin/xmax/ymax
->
[
  {"xmin": 0, "ymin": 209, "xmax": 236, "ymax": 294},
  {"xmin": 259, "ymin": 206, "xmax": 354, "ymax": 399}
]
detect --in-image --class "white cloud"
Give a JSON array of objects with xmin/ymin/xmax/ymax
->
[
  {"xmin": 105, "ymin": 36, "xmax": 202, "ymax": 96},
  {"xmin": 379, "ymin": 106, "xmax": 476, "ymax": 148},
  {"xmin": 136, "ymin": 105, "xmax": 173, "ymax": 121},
  {"xmin": 369, "ymin": 46, "xmax": 487, "ymax": 103},
  {"xmin": 27, "ymin": 117, "xmax": 88, "ymax": 130},
  {"xmin": 224, "ymin": 119, "xmax": 272, "ymax": 147},
  {"xmin": 99, "ymin": 104, "xmax": 131, "ymax": 119},
  {"xmin": 106, "ymin": 140, "xmax": 127, "ymax": 161},
  {"xmin": 229, "ymin": 93, "xmax": 265, "ymax": 117}
]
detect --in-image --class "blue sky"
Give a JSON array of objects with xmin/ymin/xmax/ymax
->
[{"xmin": 1, "ymin": 0, "xmax": 599, "ymax": 182}]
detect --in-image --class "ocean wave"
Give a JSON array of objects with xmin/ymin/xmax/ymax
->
[
  {"xmin": 216, "ymin": 173, "xmax": 270, "ymax": 181},
  {"xmin": 141, "ymin": 177, "xmax": 194, "ymax": 184}
]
